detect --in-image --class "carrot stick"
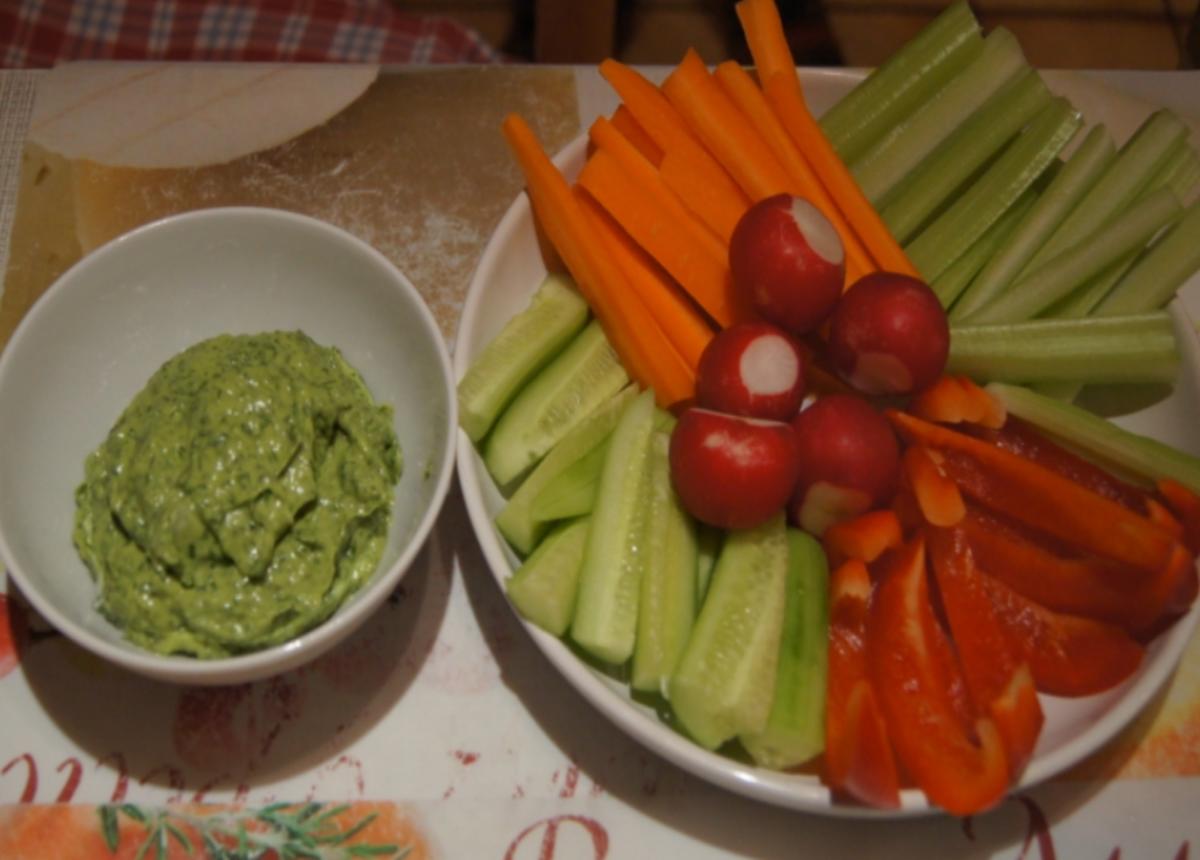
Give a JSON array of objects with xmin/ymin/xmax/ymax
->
[
  {"xmin": 712, "ymin": 59, "xmax": 874, "ymax": 284},
  {"xmin": 578, "ymin": 190, "xmax": 716, "ymax": 370},
  {"xmin": 589, "ymin": 116, "xmax": 727, "ymax": 260},
  {"xmin": 662, "ymin": 49, "xmax": 796, "ymax": 203},
  {"xmin": 611, "ymin": 104, "xmax": 663, "ymax": 167},
  {"xmin": 501, "ymin": 113, "xmax": 695, "ymax": 407},
  {"xmin": 578, "ymin": 142, "xmax": 746, "ymax": 327},
  {"xmin": 735, "ymin": 0, "xmax": 800, "ymax": 97},
  {"xmin": 762, "ymin": 71, "xmax": 919, "ymax": 279},
  {"xmin": 599, "ymin": 59, "xmax": 750, "ymax": 232}
]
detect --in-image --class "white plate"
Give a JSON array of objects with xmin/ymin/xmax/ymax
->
[{"xmin": 455, "ymin": 77, "xmax": 1200, "ymax": 817}]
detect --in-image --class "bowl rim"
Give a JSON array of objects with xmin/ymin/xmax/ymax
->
[
  {"xmin": 0, "ymin": 205, "xmax": 459, "ymax": 685},
  {"xmin": 453, "ymin": 133, "xmax": 1200, "ymax": 818}
]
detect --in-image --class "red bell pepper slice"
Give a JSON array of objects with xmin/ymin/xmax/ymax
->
[
  {"xmin": 927, "ymin": 526, "xmax": 1043, "ymax": 779},
  {"xmin": 823, "ymin": 509, "xmax": 903, "ymax": 567},
  {"xmin": 888, "ymin": 411, "xmax": 1179, "ymax": 575},
  {"xmin": 962, "ymin": 507, "xmax": 1185, "ymax": 636},
  {"xmin": 868, "ymin": 537, "xmax": 1009, "ymax": 816},
  {"xmin": 824, "ymin": 559, "xmax": 901, "ymax": 809},
  {"xmin": 1158, "ymin": 478, "xmax": 1200, "ymax": 555},
  {"xmin": 903, "ymin": 445, "xmax": 966, "ymax": 527},
  {"xmin": 976, "ymin": 569, "xmax": 1145, "ymax": 697}
]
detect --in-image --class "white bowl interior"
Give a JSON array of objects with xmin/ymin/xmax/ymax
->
[
  {"xmin": 0, "ymin": 207, "xmax": 456, "ymax": 684},
  {"xmin": 455, "ymin": 134, "xmax": 1200, "ymax": 817}
]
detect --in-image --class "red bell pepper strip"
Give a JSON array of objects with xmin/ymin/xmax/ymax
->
[
  {"xmin": 888, "ymin": 411, "xmax": 1180, "ymax": 574},
  {"xmin": 1158, "ymin": 478, "xmax": 1200, "ymax": 555},
  {"xmin": 824, "ymin": 559, "xmax": 901, "ymax": 809},
  {"xmin": 868, "ymin": 537, "xmax": 1009, "ymax": 816},
  {"xmin": 823, "ymin": 509, "xmax": 903, "ymax": 568},
  {"xmin": 903, "ymin": 445, "xmax": 966, "ymax": 527},
  {"xmin": 976, "ymin": 569, "xmax": 1145, "ymax": 696},
  {"xmin": 927, "ymin": 526, "xmax": 1043, "ymax": 779}
]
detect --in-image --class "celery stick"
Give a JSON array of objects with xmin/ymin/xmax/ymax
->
[
  {"xmin": 1018, "ymin": 110, "xmax": 1187, "ymax": 277},
  {"xmin": 632, "ymin": 432, "xmax": 698, "ymax": 695},
  {"xmin": 850, "ymin": 28, "xmax": 1027, "ymax": 205},
  {"xmin": 1098, "ymin": 200, "xmax": 1200, "ymax": 315},
  {"xmin": 496, "ymin": 385, "xmax": 634, "ymax": 556},
  {"xmin": 987, "ymin": 382, "xmax": 1200, "ymax": 493},
  {"xmin": 740, "ymin": 530, "xmax": 829, "ymax": 770},
  {"xmin": 950, "ymin": 124, "xmax": 1116, "ymax": 322},
  {"xmin": 906, "ymin": 97, "xmax": 1080, "ymax": 283},
  {"xmin": 948, "ymin": 312, "xmax": 1179, "ymax": 385},
  {"xmin": 881, "ymin": 69, "xmax": 1051, "ymax": 242},
  {"xmin": 934, "ymin": 186, "xmax": 1040, "ymax": 309},
  {"xmin": 820, "ymin": 0, "xmax": 983, "ymax": 162},
  {"xmin": 965, "ymin": 187, "xmax": 1182, "ymax": 324}
]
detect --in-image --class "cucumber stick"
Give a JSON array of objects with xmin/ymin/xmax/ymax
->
[
  {"xmin": 670, "ymin": 513, "xmax": 789, "ymax": 750},
  {"xmin": 496, "ymin": 385, "xmax": 634, "ymax": 556},
  {"xmin": 741, "ymin": 530, "xmax": 830, "ymax": 770},
  {"xmin": 506, "ymin": 517, "xmax": 590, "ymax": 637},
  {"xmin": 530, "ymin": 436, "xmax": 610, "ymax": 523},
  {"xmin": 458, "ymin": 273, "xmax": 589, "ymax": 442},
  {"xmin": 632, "ymin": 432, "xmax": 699, "ymax": 695},
  {"xmin": 484, "ymin": 320, "xmax": 630, "ymax": 488},
  {"xmin": 571, "ymin": 389, "xmax": 658, "ymax": 665}
]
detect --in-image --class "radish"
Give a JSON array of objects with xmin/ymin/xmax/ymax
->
[
  {"xmin": 827, "ymin": 272, "xmax": 950, "ymax": 396},
  {"xmin": 729, "ymin": 193, "xmax": 845, "ymax": 335},
  {"xmin": 696, "ymin": 322, "xmax": 806, "ymax": 421},
  {"xmin": 789, "ymin": 394, "xmax": 900, "ymax": 536},
  {"xmin": 670, "ymin": 408, "xmax": 800, "ymax": 530}
]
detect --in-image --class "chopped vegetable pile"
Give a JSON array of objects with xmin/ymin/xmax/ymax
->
[{"xmin": 460, "ymin": 0, "xmax": 1200, "ymax": 817}]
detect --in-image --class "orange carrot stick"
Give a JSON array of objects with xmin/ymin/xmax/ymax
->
[
  {"xmin": 611, "ymin": 104, "xmax": 663, "ymax": 167},
  {"xmin": 712, "ymin": 59, "xmax": 874, "ymax": 284},
  {"xmin": 735, "ymin": 0, "xmax": 800, "ymax": 96},
  {"xmin": 578, "ymin": 190, "xmax": 716, "ymax": 370},
  {"xmin": 502, "ymin": 113, "xmax": 695, "ymax": 407},
  {"xmin": 662, "ymin": 49, "xmax": 795, "ymax": 203},
  {"xmin": 762, "ymin": 70, "xmax": 919, "ymax": 279},
  {"xmin": 599, "ymin": 59, "xmax": 750, "ymax": 238},
  {"xmin": 578, "ymin": 142, "xmax": 746, "ymax": 328}
]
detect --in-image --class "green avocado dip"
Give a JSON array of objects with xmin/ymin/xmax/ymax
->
[{"xmin": 73, "ymin": 331, "xmax": 402, "ymax": 659}]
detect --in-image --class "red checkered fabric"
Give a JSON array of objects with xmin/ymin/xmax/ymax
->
[{"xmin": 0, "ymin": 0, "xmax": 503, "ymax": 67}]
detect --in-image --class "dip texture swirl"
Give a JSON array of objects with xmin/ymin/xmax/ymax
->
[{"xmin": 73, "ymin": 331, "xmax": 402, "ymax": 658}]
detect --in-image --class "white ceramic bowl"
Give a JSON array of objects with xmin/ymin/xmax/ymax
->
[
  {"xmin": 456, "ymin": 131, "xmax": 1200, "ymax": 817},
  {"xmin": 0, "ymin": 207, "xmax": 456, "ymax": 685}
]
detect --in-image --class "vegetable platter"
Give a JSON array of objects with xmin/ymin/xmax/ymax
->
[{"xmin": 456, "ymin": 0, "xmax": 1200, "ymax": 819}]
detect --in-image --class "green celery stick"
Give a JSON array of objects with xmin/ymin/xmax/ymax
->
[
  {"xmin": 934, "ymin": 186, "xmax": 1040, "ymax": 310},
  {"xmin": 906, "ymin": 97, "xmax": 1081, "ymax": 283},
  {"xmin": 947, "ymin": 312, "xmax": 1178, "ymax": 385},
  {"xmin": 964, "ymin": 186, "xmax": 1182, "ymax": 324},
  {"xmin": 571, "ymin": 389, "xmax": 658, "ymax": 665},
  {"xmin": 740, "ymin": 530, "xmax": 830, "ymax": 770},
  {"xmin": 631, "ymin": 432, "xmax": 699, "ymax": 695},
  {"xmin": 987, "ymin": 382, "xmax": 1200, "ymax": 493},
  {"xmin": 882, "ymin": 68, "xmax": 1051, "ymax": 242},
  {"xmin": 950, "ymin": 124, "xmax": 1116, "ymax": 322},
  {"xmin": 1098, "ymin": 200, "xmax": 1200, "ymax": 316},
  {"xmin": 1017, "ymin": 109, "xmax": 1187, "ymax": 277},
  {"xmin": 506, "ymin": 517, "xmax": 590, "ymax": 637},
  {"xmin": 850, "ymin": 28, "xmax": 1027, "ymax": 205},
  {"xmin": 820, "ymin": 0, "xmax": 983, "ymax": 162},
  {"xmin": 496, "ymin": 385, "xmax": 634, "ymax": 556}
]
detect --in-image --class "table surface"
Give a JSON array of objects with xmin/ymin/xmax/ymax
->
[{"xmin": 2, "ymin": 62, "xmax": 1200, "ymax": 859}]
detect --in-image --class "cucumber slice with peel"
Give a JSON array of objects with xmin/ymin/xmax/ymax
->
[
  {"xmin": 631, "ymin": 431, "xmax": 699, "ymax": 694},
  {"xmin": 740, "ymin": 529, "xmax": 830, "ymax": 769},
  {"xmin": 506, "ymin": 517, "xmax": 590, "ymax": 637},
  {"xmin": 458, "ymin": 273, "xmax": 588, "ymax": 442},
  {"xmin": 531, "ymin": 436, "xmax": 610, "ymax": 523},
  {"xmin": 484, "ymin": 320, "xmax": 629, "ymax": 488},
  {"xmin": 571, "ymin": 389, "xmax": 657, "ymax": 665},
  {"xmin": 669, "ymin": 513, "xmax": 790, "ymax": 749}
]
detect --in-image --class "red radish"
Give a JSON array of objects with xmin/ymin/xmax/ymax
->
[
  {"xmin": 729, "ymin": 193, "xmax": 845, "ymax": 334},
  {"xmin": 827, "ymin": 272, "xmax": 949, "ymax": 396},
  {"xmin": 669, "ymin": 408, "xmax": 800, "ymax": 530},
  {"xmin": 696, "ymin": 322, "xmax": 806, "ymax": 421},
  {"xmin": 789, "ymin": 394, "xmax": 900, "ymax": 536}
]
